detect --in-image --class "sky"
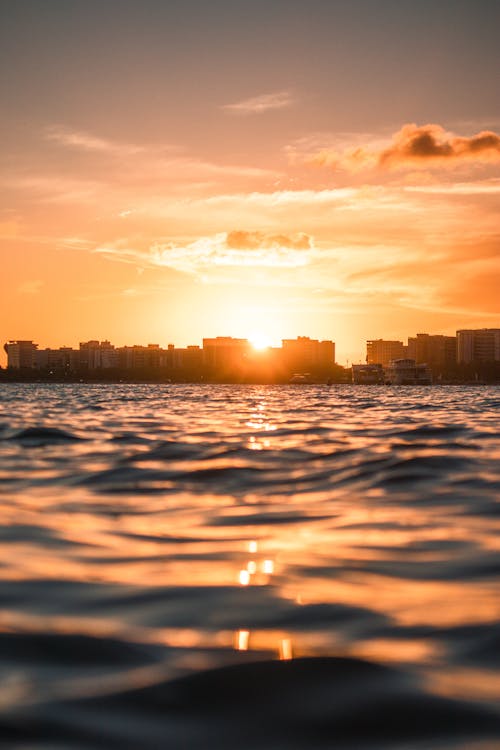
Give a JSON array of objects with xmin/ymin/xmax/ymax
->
[{"xmin": 1, "ymin": 0, "xmax": 499, "ymax": 364}]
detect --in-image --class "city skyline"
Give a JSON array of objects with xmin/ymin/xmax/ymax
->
[
  {"xmin": 1, "ymin": 1, "xmax": 499, "ymax": 366},
  {"xmin": 4, "ymin": 327, "xmax": 500, "ymax": 370}
]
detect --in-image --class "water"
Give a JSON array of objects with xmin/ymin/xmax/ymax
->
[{"xmin": 0, "ymin": 383, "xmax": 499, "ymax": 749}]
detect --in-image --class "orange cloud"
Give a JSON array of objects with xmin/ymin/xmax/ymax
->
[
  {"xmin": 305, "ymin": 124, "xmax": 500, "ymax": 172},
  {"xmin": 309, "ymin": 146, "xmax": 376, "ymax": 171},
  {"xmin": 226, "ymin": 230, "xmax": 311, "ymax": 251},
  {"xmin": 380, "ymin": 123, "xmax": 500, "ymax": 168}
]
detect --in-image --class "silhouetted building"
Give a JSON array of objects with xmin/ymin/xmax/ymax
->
[
  {"xmin": 366, "ymin": 339, "xmax": 406, "ymax": 366},
  {"xmin": 118, "ymin": 344, "xmax": 161, "ymax": 369},
  {"xmin": 407, "ymin": 334, "xmax": 456, "ymax": 368},
  {"xmin": 4, "ymin": 340, "xmax": 38, "ymax": 368},
  {"xmin": 385, "ymin": 358, "xmax": 432, "ymax": 385},
  {"xmin": 203, "ymin": 337, "xmax": 250, "ymax": 373},
  {"xmin": 281, "ymin": 336, "xmax": 335, "ymax": 371},
  {"xmin": 352, "ymin": 364, "xmax": 384, "ymax": 384},
  {"xmin": 163, "ymin": 344, "xmax": 203, "ymax": 371},
  {"xmin": 35, "ymin": 347, "xmax": 79, "ymax": 370},
  {"xmin": 177, "ymin": 345, "xmax": 203, "ymax": 370},
  {"xmin": 79, "ymin": 340, "xmax": 119, "ymax": 369},
  {"xmin": 457, "ymin": 329, "xmax": 500, "ymax": 363}
]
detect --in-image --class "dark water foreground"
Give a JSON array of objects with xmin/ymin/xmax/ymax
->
[{"xmin": 0, "ymin": 383, "xmax": 499, "ymax": 749}]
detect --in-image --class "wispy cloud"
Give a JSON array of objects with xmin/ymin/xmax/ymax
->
[
  {"xmin": 45, "ymin": 126, "xmax": 148, "ymax": 155},
  {"xmin": 59, "ymin": 237, "xmax": 97, "ymax": 251},
  {"xmin": 94, "ymin": 231, "xmax": 312, "ymax": 277},
  {"xmin": 7, "ymin": 175, "xmax": 104, "ymax": 204},
  {"xmin": 404, "ymin": 179, "xmax": 500, "ymax": 195},
  {"xmin": 223, "ymin": 91, "xmax": 294, "ymax": 115}
]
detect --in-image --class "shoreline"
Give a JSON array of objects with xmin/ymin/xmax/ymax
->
[{"xmin": 0, "ymin": 377, "xmax": 498, "ymax": 386}]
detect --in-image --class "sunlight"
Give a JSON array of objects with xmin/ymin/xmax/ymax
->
[{"xmin": 248, "ymin": 332, "xmax": 272, "ymax": 350}]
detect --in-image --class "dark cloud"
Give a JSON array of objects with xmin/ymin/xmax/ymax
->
[
  {"xmin": 380, "ymin": 123, "xmax": 500, "ymax": 167},
  {"xmin": 308, "ymin": 124, "xmax": 500, "ymax": 173}
]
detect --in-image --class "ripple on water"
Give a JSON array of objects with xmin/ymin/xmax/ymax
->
[{"xmin": 0, "ymin": 383, "xmax": 498, "ymax": 748}]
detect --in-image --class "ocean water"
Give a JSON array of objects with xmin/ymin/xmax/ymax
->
[{"xmin": 0, "ymin": 383, "xmax": 499, "ymax": 749}]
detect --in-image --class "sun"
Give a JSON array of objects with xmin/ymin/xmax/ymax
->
[{"xmin": 248, "ymin": 332, "xmax": 272, "ymax": 350}]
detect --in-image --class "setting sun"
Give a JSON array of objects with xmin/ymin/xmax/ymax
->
[{"xmin": 248, "ymin": 333, "xmax": 273, "ymax": 351}]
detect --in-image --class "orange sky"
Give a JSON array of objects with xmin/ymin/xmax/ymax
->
[{"xmin": 1, "ymin": 1, "xmax": 499, "ymax": 365}]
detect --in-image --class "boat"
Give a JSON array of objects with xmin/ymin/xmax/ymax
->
[
  {"xmin": 352, "ymin": 364, "xmax": 385, "ymax": 384},
  {"xmin": 385, "ymin": 358, "xmax": 432, "ymax": 385},
  {"xmin": 289, "ymin": 373, "xmax": 314, "ymax": 384}
]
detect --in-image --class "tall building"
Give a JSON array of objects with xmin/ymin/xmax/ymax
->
[
  {"xmin": 407, "ymin": 334, "xmax": 456, "ymax": 368},
  {"xmin": 457, "ymin": 329, "xmax": 500, "ymax": 363},
  {"xmin": 281, "ymin": 336, "xmax": 335, "ymax": 371},
  {"xmin": 3, "ymin": 340, "xmax": 38, "ymax": 368},
  {"xmin": 202, "ymin": 337, "xmax": 250, "ymax": 371},
  {"xmin": 35, "ymin": 347, "xmax": 79, "ymax": 370},
  {"xmin": 176, "ymin": 345, "xmax": 203, "ymax": 370},
  {"xmin": 366, "ymin": 339, "xmax": 406, "ymax": 366},
  {"xmin": 79, "ymin": 340, "xmax": 119, "ymax": 369},
  {"xmin": 118, "ymin": 344, "xmax": 161, "ymax": 369}
]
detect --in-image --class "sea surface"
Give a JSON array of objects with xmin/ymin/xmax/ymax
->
[{"xmin": 0, "ymin": 383, "xmax": 499, "ymax": 749}]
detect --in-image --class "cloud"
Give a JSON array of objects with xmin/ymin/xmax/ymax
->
[
  {"xmin": 379, "ymin": 123, "xmax": 500, "ymax": 167},
  {"xmin": 7, "ymin": 174, "xmax": 104, "ymax": 204},
  {"xmin": 45, "ymin": 126, "xmax": 146, "ymax": 155},
  {"xmin": 46, "ymin": 127, "xmax": 115, "ymax": 151},
  {"xmin": 223, "ymin": 91, "xmax": 294, "ymax": 115},
  {"xmin": 303, "ymin": 124, "xmax": 500, "ymax": 173},
  {"xmin": 226, "ymin": 230, "xmax": 311, "ymax": 251},
  {"xmin": 95, "ymin": 231, "xmax": 312, "ymax": 277},
  {"xmin": 404, "ymin": 179, "xmax": 500, "ymax": 195}
]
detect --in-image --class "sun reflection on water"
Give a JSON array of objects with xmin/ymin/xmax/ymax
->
[
  {"xmin": 235, "ymin": 629, "xmax": 250, "ymax": 651},
  {"xmin": 279, "ymin": 638, "xmax": 293, "ymax": 661}
]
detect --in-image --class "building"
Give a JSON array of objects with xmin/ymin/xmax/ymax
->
[
  {"xmin": 366, "ymin": 339, "xmax": 406, "ymax": 367},
  {"xmin": 385, "ymin": 358, "xmax": 432, "ymax": 385},
  {"xmin": 176, "ymin": 345, "xmax": 203, "ymax": 371},
  {"xmin": 202, "ymin": 337, "xmax": 250, "ymax": 372},
  {"xmin": 352, "ymin": 364, "xmax": 384, "ymax": 384},
  {"xmin": 407, "ymin": 334, "xmax": 456, "ymax": 368},
  {"xmin": 281, "ymin": 336, "xmax": 335, "ymax": 372},
  {"xmin": 457, "ymin": 329, "xmax": 500, "ymax": 363},
  {"xmin": 163, "ymin": 344, "xmax": 203, "ymax": 371},
  {"xmin": 35, "ymin": 347, "xmax": 79, "ymax": 371},
  {"xmin": 4, "ymin": 340, "xmax": 38, "ymax": 368},
  {"xmin": 117, "ymin": 344, "xmax": 161, "ymax": 369},
  {"xmin": 79, "ymin": 341, "xmax": 119, "ymax": 369}
]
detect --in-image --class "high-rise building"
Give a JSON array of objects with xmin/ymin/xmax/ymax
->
[
  {"xmin": 79, "ymin": 340, "xmax": 119, "ymax": 369},
  {"xmin": 35, "ymin": 347, "xmax": 79, "ymax": 370},
  {"xmin": 202, "ymin": 337, "xmax": 250, "ymax": 371},
  {"xmin": 3, "ymin": 340, "xmax": 38, "ymax": 368},
  {"xmin": 407, "ymin": 334, "xmax": 456, "ymax": 368},
  {"xmin": 162, "ymin": 344, "xmax": 202, "ymax": 370},
  {"xmin": 117, "ymin": 344, "xmax": 161, "ymax": 369},
  {"xmin": 366, "ymin": 339, "xmax": 406, "ymax": 366},
  {"xmin": 457, "ymin": 329, "xmax": 500, "ymax": 363},
  {"xmin": 281, "ymin": 336, "xmax": 335, "ymax": 371}
]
